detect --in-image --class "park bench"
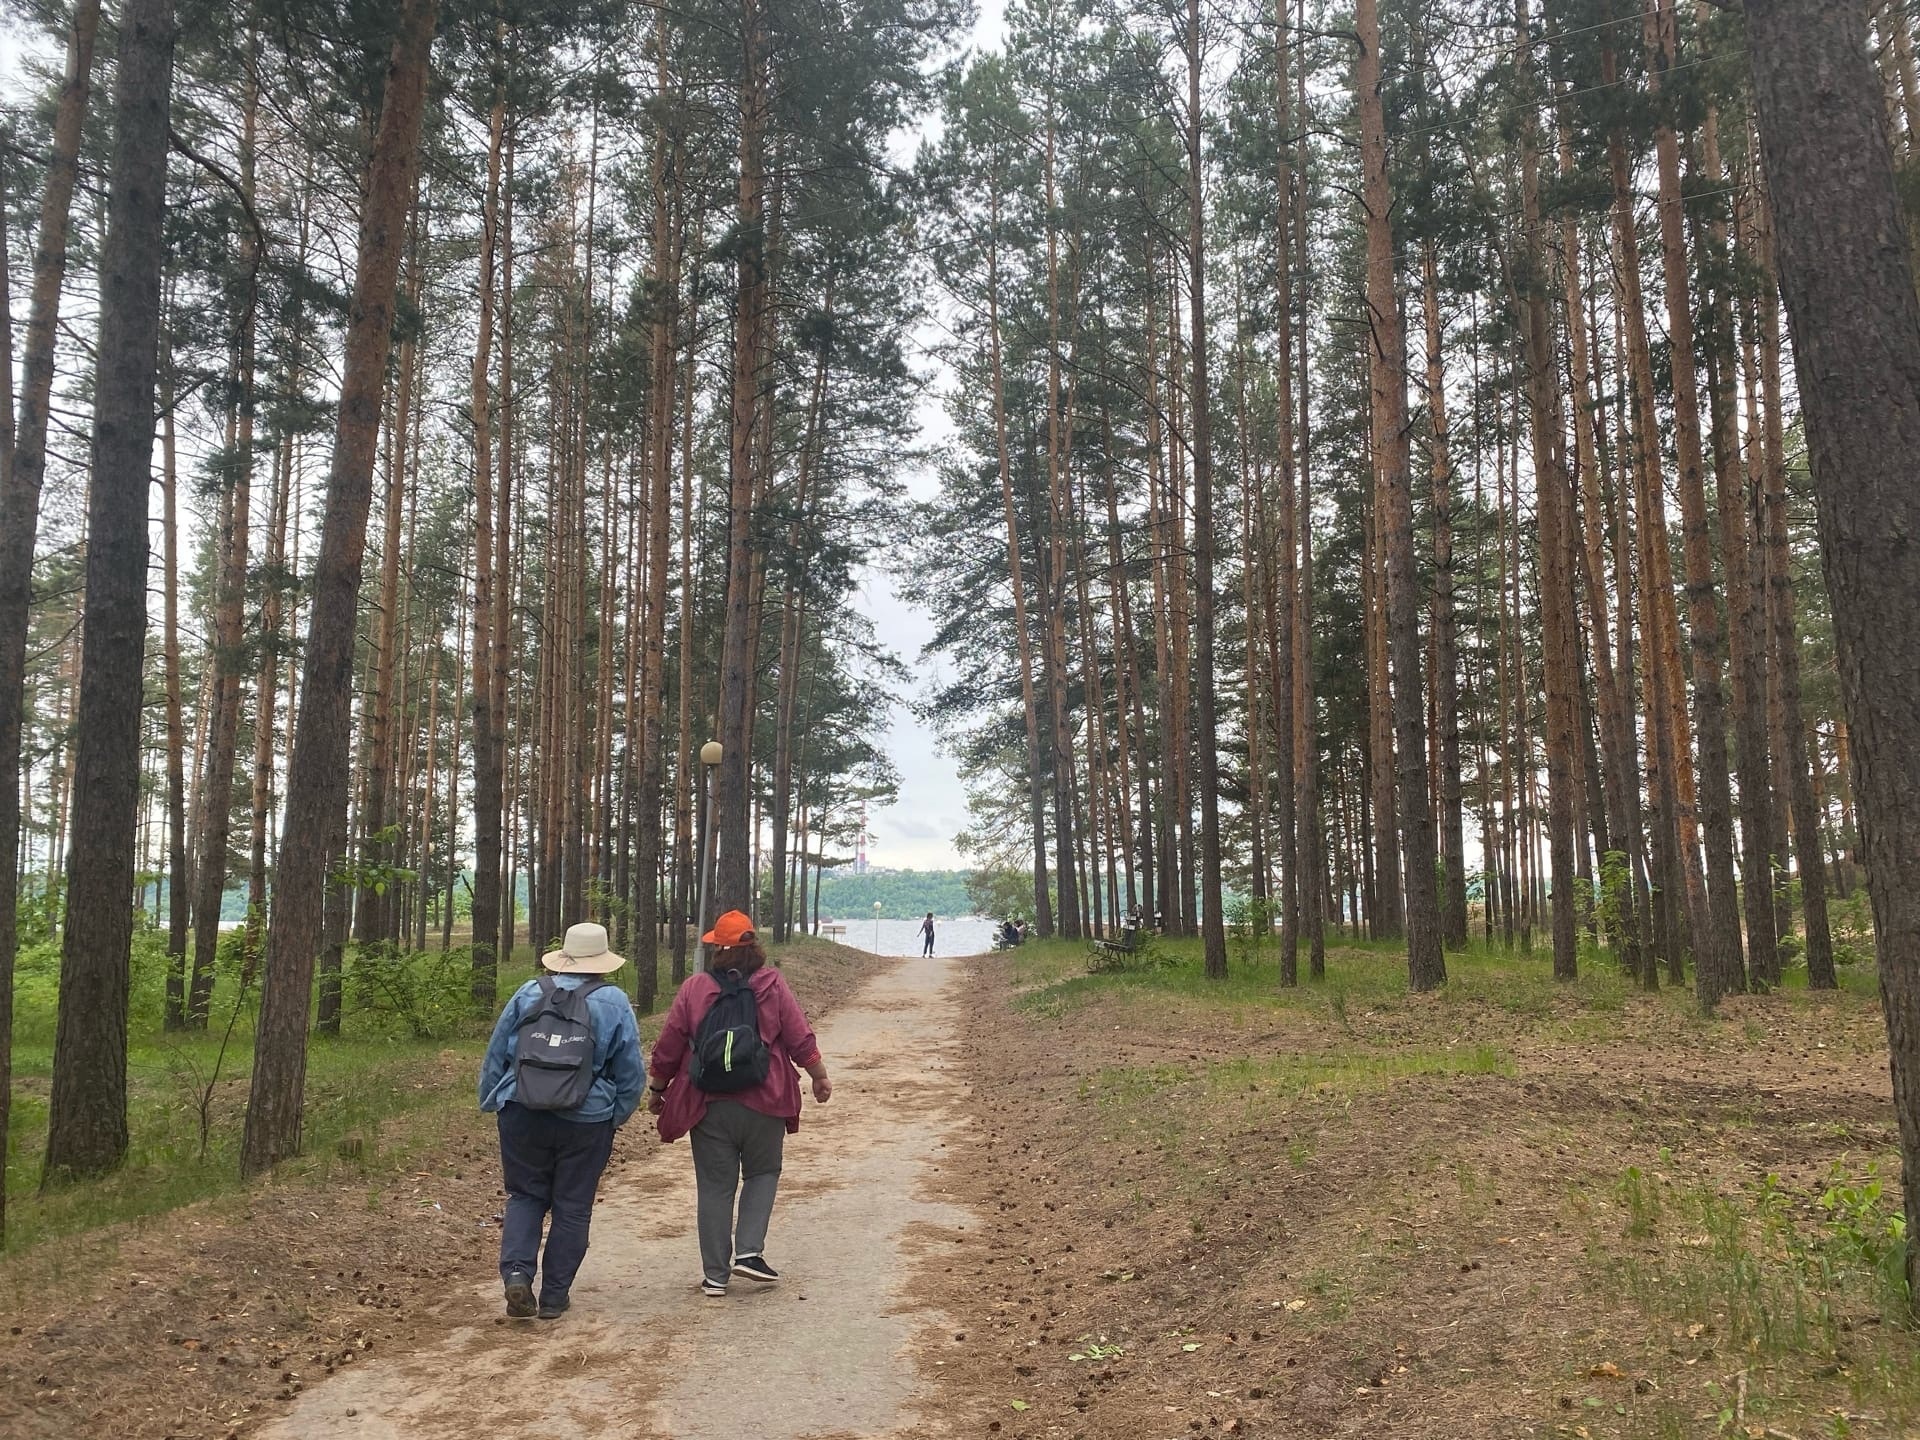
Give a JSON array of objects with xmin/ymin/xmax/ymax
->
[{"xmin": 1090, "ymin": 924, "xmax": 1141, "ymax": 965}]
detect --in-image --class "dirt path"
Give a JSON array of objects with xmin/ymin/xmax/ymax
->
[{"xmin": 259, "ymin": 954, "xmax": 972, "ymax": 1440}]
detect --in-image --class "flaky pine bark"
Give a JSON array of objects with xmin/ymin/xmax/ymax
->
[
  {"xmin": 242, "ymin": 0, "xmax": 436, "ymax": 1175},
  {"xmin": 1356, "ymin": 0, "xmax": 1443, "ymax": 989},
  {"xmin": 1746, "ymin": 0, "xmax": 1920, "ymax": 1303},
  {"xmin": 42, "ymin": 0, "xmax": 173, "ymax": 1182}
]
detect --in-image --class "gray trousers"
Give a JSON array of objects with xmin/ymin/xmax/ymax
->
[{"xmin": 688, "ymin": 1099, "xmax": 786, "ymax": 1284}]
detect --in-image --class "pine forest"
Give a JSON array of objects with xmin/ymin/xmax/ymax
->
[{"xmin": 6, "ymin": 0, "xmax": 1920, "ymax": 1434}]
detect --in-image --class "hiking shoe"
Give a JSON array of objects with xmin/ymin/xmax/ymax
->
[
  {"xmin": 504, "ymin": 1271, "xmax": 536, "ymax": 1319},
  {"xmin": 700, "ymin": 1278, "xmax": 729, "ymax": 1297},
  {"xmin": 536, "ymin": 1293, "xmax": 570, "ymax": 1321},
  {"xmin": 731, "ymin": 1255, "xmax": 780, "ymax": 1284}
]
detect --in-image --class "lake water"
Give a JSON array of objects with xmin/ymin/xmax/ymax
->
[{"xmin": 807, "ymin": 915, "xmax": 1004, "ymax": 957}]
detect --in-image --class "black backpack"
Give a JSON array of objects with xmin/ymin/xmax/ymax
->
[
  {"xmin": 691, "ymin": 969, "xmax": 771, "ymax": 1095},
  {"xmin": 512, "ymin": 975, "xmax": 607, "ymax": 1111}
]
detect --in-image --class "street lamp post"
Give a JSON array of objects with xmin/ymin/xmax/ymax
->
[
  {"xmin": 873, "ymin": 900, "xmax": 883, "ymax": 955},
  {"xmin": 695, "ymin": 741, "xmax": 723, "ymax": 950}
]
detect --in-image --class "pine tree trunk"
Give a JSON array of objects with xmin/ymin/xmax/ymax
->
[
  {"xmin": 1041, "ymin": 100, "xmax": 1081, "ymax": 942},
  {"xmin": 1294, "ymin": 5, "xmax": 1325, "ymax": 977},
  {"xmin": 0, "ymin": 0, "xmax": 102, "ymax": 1224},
  {"xmin": 1751, "ymin": 175, "xmax": 1835, "ymax": 989},
  {"xmin": 1421, "ymin": 244, "xmax": 1468, "ymax": 951},
  {"xmin": 42, "ymin": 0, "xmax": 173, "ymax": 1182},
  {"xmin": 1701, "ymin": 71, "xmax": 1780, "ymax": 989},
  {"xmin": 1560, "ymin": 129, "xmax": 1645, "ymax": 977},
  {"xmin": 1746, "ymin": 0, "xmax": 1920, "ymax": 1305},
  {"xmin": 359, "ymin": 231, "xmax": 416, "ymax": 952},
  {"xmin": 248, "ymin": 250, "xmax": 300, "ymax": 977},
  {"xmin": 715, "ymin": 0, "xmax": 768, "ymax": 915},
  {"xmin": 1356, "ymin": 0, "xmax": 1443, "ymax": 989},
  {"xmin": 162, "ymin": 350, "xmax": 190, "ymax": 1031},
  {"xmin": 1605, "ymin": 37, "xmax": 1698, "ymax": 978},
  {"xmin": 1649, "ymin": 0, "xmax": 1745, "ymax": 1003},
  {"xmin": 468, "ymin": 74, "xmax": 506, "ymax": 1005},
  {"xmin": 242, "ymin": 0, "xmax": 436, "ymax": 1175},
  {"xmin": 495, "ymin": 134, "xmax": 518, "ymax": 966},
  {"xmin": 635, "ymin": 17, "xmax": 679, "ymax": 1003},
  {"xmin": 1514, "ymin": 1, "xmax": 1580, "ymax": 980}
]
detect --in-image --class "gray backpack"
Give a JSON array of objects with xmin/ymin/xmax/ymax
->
[{"xmin": 512, "ymin": 976, "xmax": 607, "ymax": 1111}]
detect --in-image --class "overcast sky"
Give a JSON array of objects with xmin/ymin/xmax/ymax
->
[{"xmin": 847, "ymin": 0, "xmax": 1013, "ymax": 872}]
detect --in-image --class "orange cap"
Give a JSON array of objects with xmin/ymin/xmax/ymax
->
[{"xmin": 701, "ymin": 909, "xmax": 756, "ymax": 947}]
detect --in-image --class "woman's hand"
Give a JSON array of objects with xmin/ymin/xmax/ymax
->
[
  {"xmin": 811, "ymin": 1072, "xmax": 833, "ymax": 1104},
  {"xmin": 646, "ymin": 1088, "xmax": 667, "ymax": 1115}
]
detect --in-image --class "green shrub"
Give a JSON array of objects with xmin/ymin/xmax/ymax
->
[{"xmin": 346, "ymin": 945, "xmax": 480, "ymax": 1039}]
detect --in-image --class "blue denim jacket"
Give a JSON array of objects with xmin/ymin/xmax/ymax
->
[{"xmin": 478, "ymin": 975, "xmax": 646, "ymax": 1125}]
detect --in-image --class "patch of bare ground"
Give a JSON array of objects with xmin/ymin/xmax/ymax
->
[
  {"xmin": 0, "ymin": 938, "xmax": 871, "ymax": 1440},
  {"xmin": 920, "ymin": 944, "xmax": 1913, "ymax": 1440}
]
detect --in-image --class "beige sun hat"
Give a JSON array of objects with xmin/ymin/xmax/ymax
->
[{"xmin": 540, "ymin": 921, "xmax": 627, "ymax": 976}]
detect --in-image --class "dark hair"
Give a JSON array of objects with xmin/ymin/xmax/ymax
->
[{"xmin": 708, "ymin": 939, "xmax": 767, "ymax": 976}]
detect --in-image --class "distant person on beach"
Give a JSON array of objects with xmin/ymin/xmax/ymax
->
[
  {"xmin": 920, "ymin": 911, "xmax": 936, "ymax": 956},
  {"xmin": 1000, "ymin": 916, "xmax": 1023, "ymax": 948},
  {"xmin": 479, "ymin": 921, "xmax": 645, "ymax": 1321},
  {"xmin": 648, "ymin": 910, "xmax": 833, "ymax": 1297}
]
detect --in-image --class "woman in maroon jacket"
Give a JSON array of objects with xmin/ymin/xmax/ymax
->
[{"xmin": 647, "ymin": 910, "xmax": 833, "ymax": 1296}]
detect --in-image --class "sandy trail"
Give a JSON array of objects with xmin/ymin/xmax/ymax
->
[{"xmin": 260, "ymin": 954, "xmax": 972, "ymax": 1440}]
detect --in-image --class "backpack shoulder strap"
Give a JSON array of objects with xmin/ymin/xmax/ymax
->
[{"xmin": 575, "ymin": 977, "xmax": 608, "ymax": 1000}]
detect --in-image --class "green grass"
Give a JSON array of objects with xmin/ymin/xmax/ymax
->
[
  {"xmin": 4, "ymin": 930, "xmax": 842, "ymax": 1256},
  {"xmin": 1006, "ymin": 930, "xmax": 1885, "ymax": 1043},
  {"xmin": 1590, "ymin": 1158, "xmax": 1920, "ymax": 1432},
  {"xmin": 6, "ymin": 1025, "xmax": 487, "ymax": 1252}
]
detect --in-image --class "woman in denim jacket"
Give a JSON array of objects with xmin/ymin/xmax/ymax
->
[{"xmin": 479, "ymin": 921, "xmax": 644, "ymax": 1320}]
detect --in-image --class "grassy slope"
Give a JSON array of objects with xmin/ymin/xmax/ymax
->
[
  {"xmin": 943, "ymin": 933, "xmax": 1914, "ymax": 1439},
  {"xmin": 3, "ymin": 935, "xmax": 865, "ymax": 1254}
]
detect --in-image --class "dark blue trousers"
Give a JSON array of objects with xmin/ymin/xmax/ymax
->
[{"xmin": 496, "ymin": 1103, "xmax": 616, "ymax": 1303}]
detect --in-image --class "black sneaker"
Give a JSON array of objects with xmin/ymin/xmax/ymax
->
[
  {"xmin": 700, "ymin": 1278, "xmax": 728, "ymax": 1297},
  {"xmin": 731, "ymin": 1255, "xmax": 780, "ymax": 1284},
  {"xmin": 504, "ymin": 1271, "xmax": 536, "ymax": 1319},
  {"xmin": 537, "ymin": 1293, "xmax": 570, "ymax": 1321}
]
